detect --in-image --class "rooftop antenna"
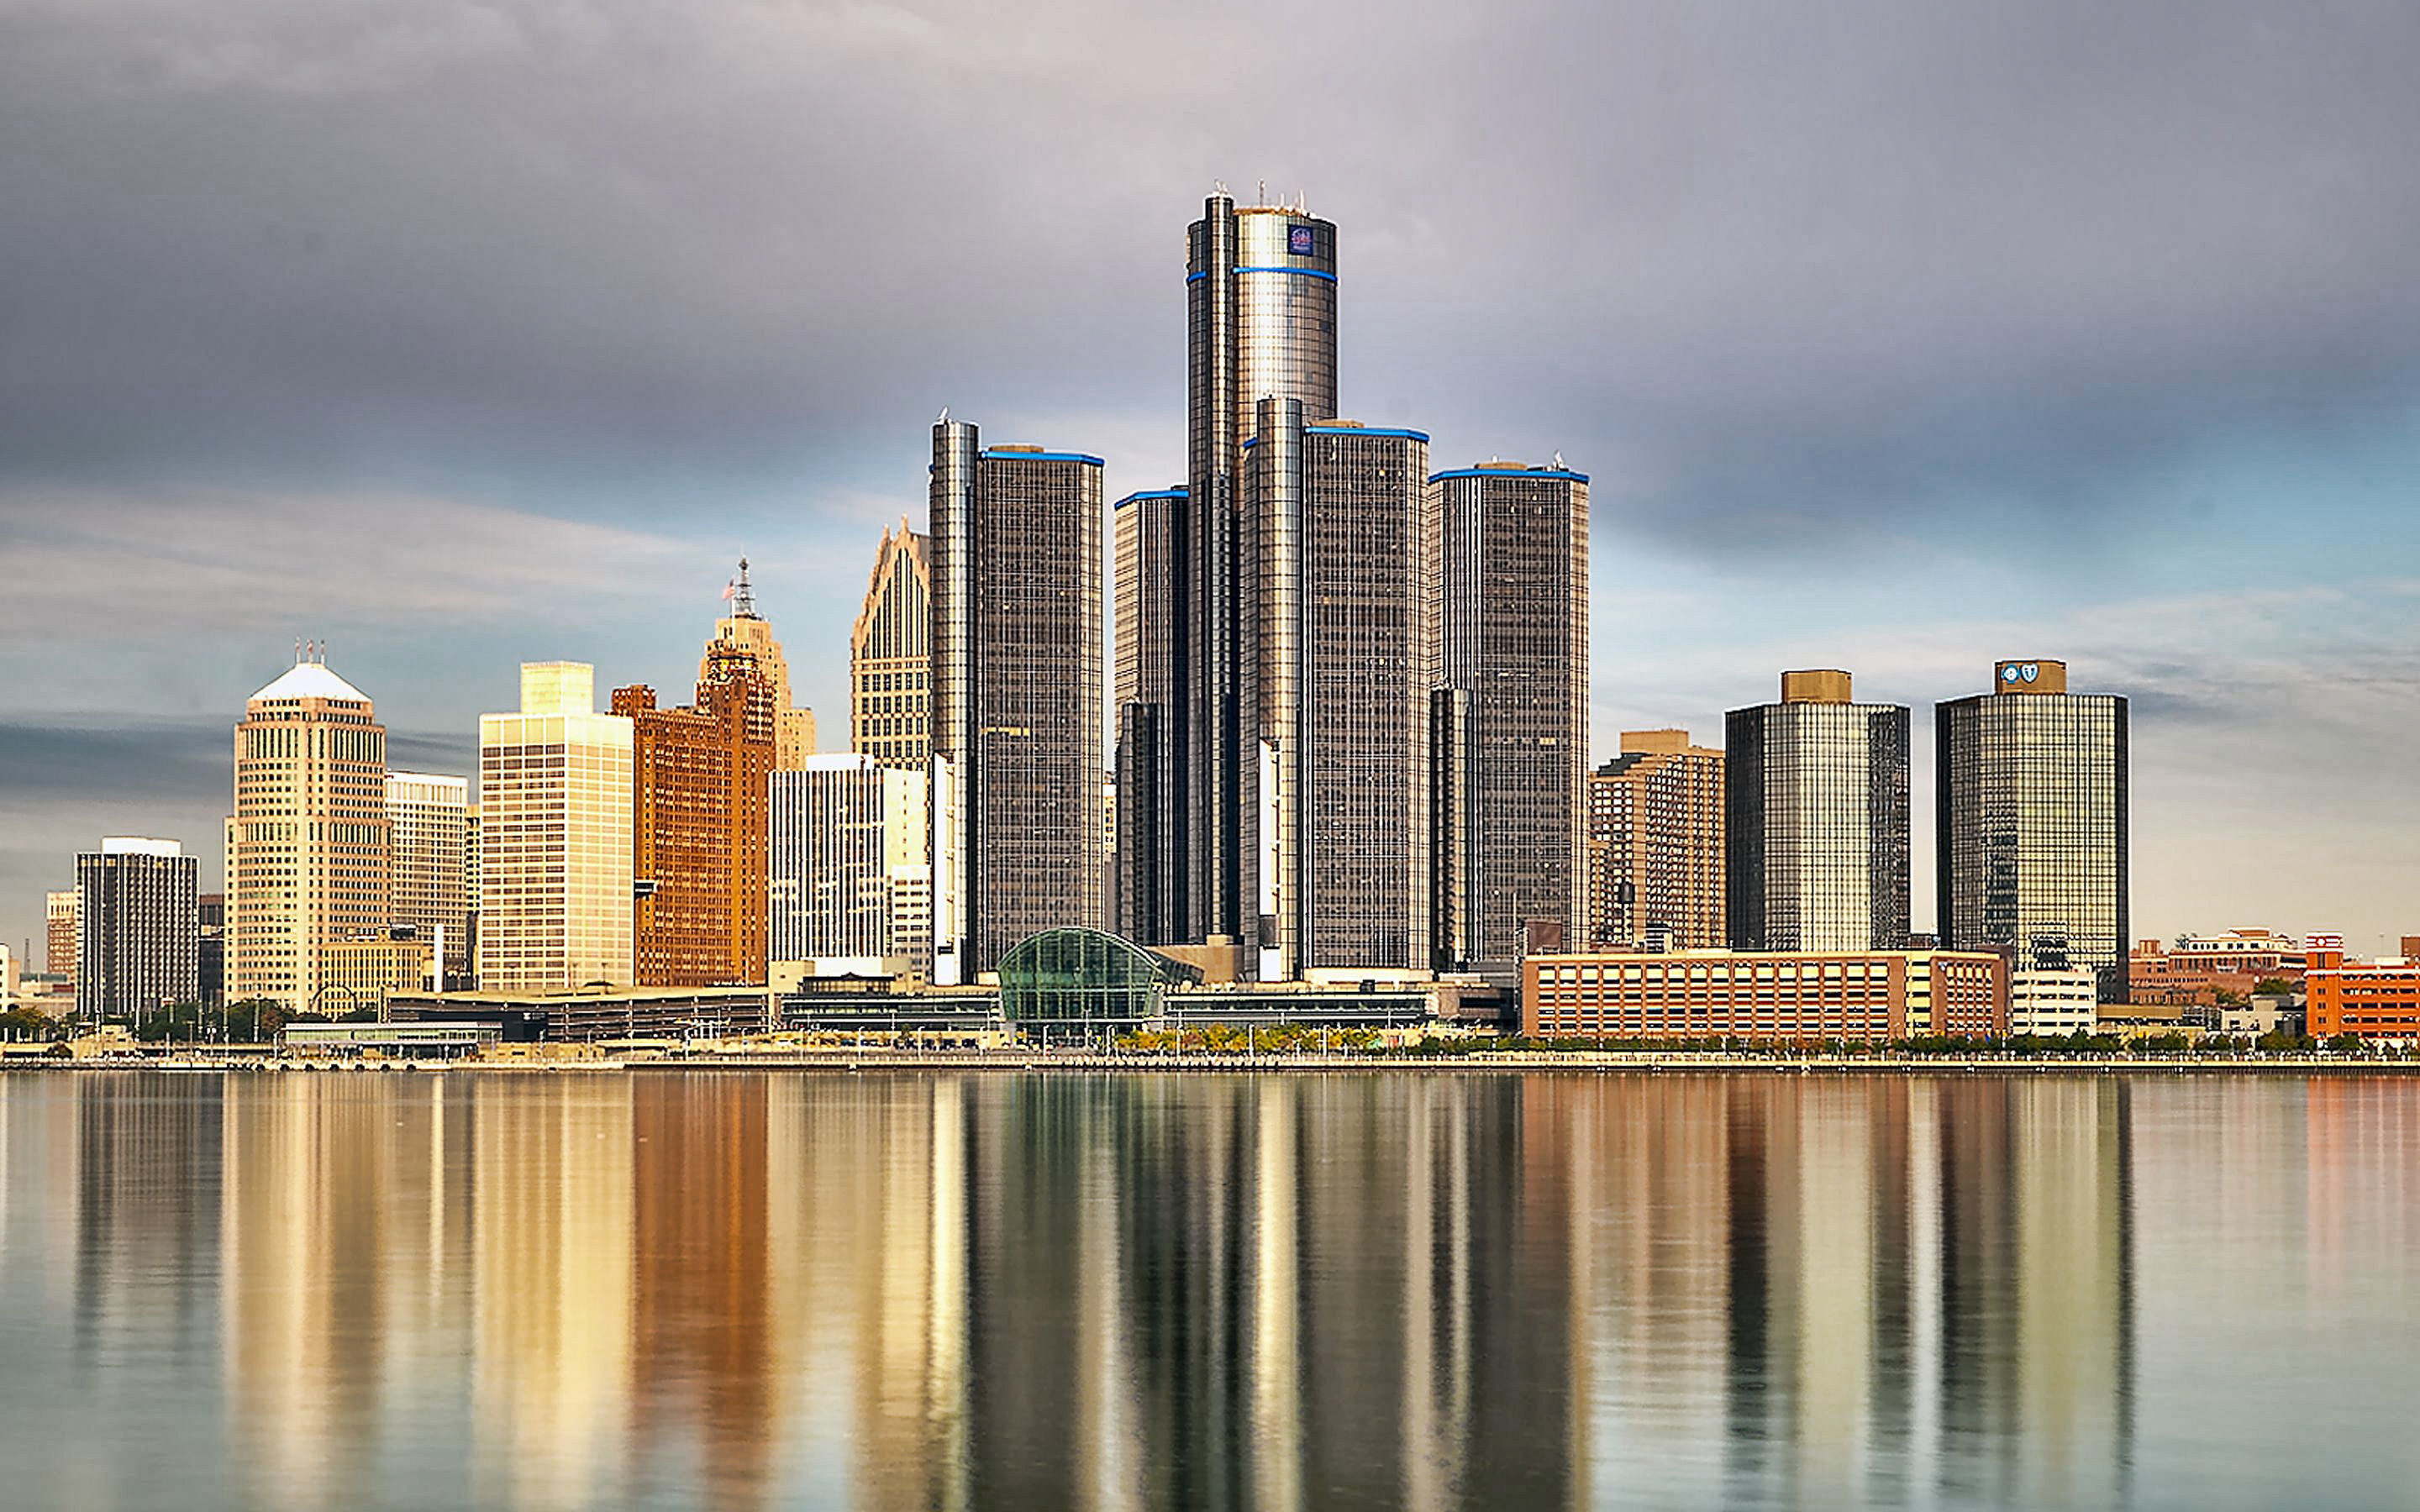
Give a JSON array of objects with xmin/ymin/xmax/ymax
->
[
  {"xmin": 733, "ymin": 557, "xmax": 756, "ymax": 617},
  {"xmin": 1553, "ymin": 451, "xmax": 1565, "ymax": 469},
  {"xmin": 1214, "ymin": 178, "xmax": 1228, "ymax": 197},
  {"xmin": 294, "ymin": 638, "xmax": 303, "ymax": 665},
  {"xmin": 1259, "ymin": 178, "xmax": 1267, "ymax": 206},
  {"xmin": 938, "ymin": 405, "xmax": 949, "ymax": 423}
]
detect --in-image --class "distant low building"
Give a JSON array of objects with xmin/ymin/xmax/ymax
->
[
  {"xmin": 1524, "ymin": 948, "xmax": 2007, "ymax": 1042},
  {"xmin": 2129, "ymin": 930, "xmax": 2307, "ymax": 1006},
  {"xmin": 2305, "ymin": 940, "xmax": 2420, "ymax": 1042},
  {"xmin": 2011, "ymin": 968, "xmax": 2098, "ymax": 1037}
]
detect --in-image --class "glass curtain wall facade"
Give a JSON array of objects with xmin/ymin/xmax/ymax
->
[
  {"xmin": 1185, "ymin": 193, "xmax": 1339, "ymax": 953},
  {"xmin": 478, "ymin": 663, "xmax": 634, "ymax": 991},
  {"xmin": 1937, "ymin": 660, "xmax": 2130, "ymax": 1002},
  {"xmin": 1248, "ymin": 415, "xmax": 1434, "ymax": 975},
  {"xmin": 928, "ymin": 423, "xmax": 1105, "ymax": 981},
  {"xmin": 385, "ymin": 772, "xmax": 471, "ymax": 989},
  {"xmin": 1726, "ymin": 672, "xmax": 1911, "ymax": 953},
  {"xmin": 76, "ymin": 838, "xmax": 197, "ymax": 1019},
  {"xmin": 1113, "ymin": 486, "xmax": 1184, "ymax": 944},
  {"xmin": 1429, "ymin": 464, "xmax": 1591, "ymax": 980},
  {"xmin": 850, "ymin": 522, "xmax": 932, "ymax": 773},
  {"xmin": 228, "ymin": 654, "xmax": 390, "ymax": 1015}
]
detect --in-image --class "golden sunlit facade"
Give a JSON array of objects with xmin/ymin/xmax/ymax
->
[
  {"xmin": 613, "ymin": 665, "xmax": 775, "ymax": 988},
  {"xmin": 850, "ymin": 521, "xmax": 932, "ymax": 774},
  {"xmin": 229, "ymin": 650, "xmax": 391, "ymax": 1014},
  {"xmin": 477, "ymin": 663, "xmax": 634, "ymax": 992}
]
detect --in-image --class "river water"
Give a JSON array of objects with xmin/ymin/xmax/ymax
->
[{"xmin": 2, "ymin": 1069, "xmax": 2415, "ymax": 1509}]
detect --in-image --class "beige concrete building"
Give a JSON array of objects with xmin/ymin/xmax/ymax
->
[
  {"xmin": 228, "ymin": 650, "xmax": 391, "ymax": 1014},
  {"xmin": 850, "ymin": 522, "xmax": 932, "ymax": 774},
  {"xmin": 477, "ymin": 663, "xmax": 634, "ymax": 991},
  {"xmin": 1586, "ymin": 730, "xmax": 1725, "ymax": 950},
  {"xmin": 321, "ymin": 929, "xmax": 433, "ymax": 1016},
  {"xmin": 386, "ymin": 772, "xmax": 472, "ymax": 989},
  {"xmin": 698, "ymin": 559, "xmax": 818, "ymax": 768}
]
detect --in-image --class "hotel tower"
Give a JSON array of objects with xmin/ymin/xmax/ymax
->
[{"xmin": 1182, "ymin": 190, "xmax": 1339, "ymax": 953}]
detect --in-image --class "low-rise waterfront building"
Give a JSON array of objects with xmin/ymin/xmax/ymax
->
[
  {"xmin": 2129, "ymin": 929, "xmax": 2306, "ymax": 1005},
  {"xmin": 1523, "ymin": 948, "xmax": 2007, "ymax": 1042},
  {"xmin": 387, "ymin": 983, "xmax": 771, "ymax": 1042},
  {"xmin": 2011, "ymin": 968, "xmax": 2099, "ymax": 1037},
  {"xmin": 2304, "ymin": 941, "xmax": 2420, "ymax": 1042}
]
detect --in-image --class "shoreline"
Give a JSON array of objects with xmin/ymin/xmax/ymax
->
[{"xmin": 8, "ymin": 1053, "xmax": 2420, "ymax": 1077}]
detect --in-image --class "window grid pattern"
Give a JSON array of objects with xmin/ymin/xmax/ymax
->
[
  {"xmin": 1726, "ymin": 701, "xmax": 1911, "ymax": 952},
  {"xmin": 1432, "ymin": 470, "xmax": 1589, "ymax": 976},
  {"xmin": 851, "ymin": 524, "xmax": 933, "ymax": 773},
  {"xmin": 1937, "ymin": 691, "xmax": 2129, "ymax": 1001},
  {"xmin": 1586, "ymin": 746, "xmax": 1726, "ymax": 949},
  {"xmin": 229, "ymin": 682, "xmax": 391, "ymax": 1012}
]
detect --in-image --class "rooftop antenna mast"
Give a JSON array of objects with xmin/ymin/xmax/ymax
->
[{"xmin": 733, "ymin": 557, "xmax": 756, "ymax": 617}]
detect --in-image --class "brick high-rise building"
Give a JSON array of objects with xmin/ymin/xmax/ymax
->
[
  {"xmin": 45, "ymin": 889, "xmax": 78, "ymax": 982},
  {"xmin": 228, "ymin": 647, "xmax": 392, "ymax": 1014},
  {"xmin": 613, "ymin": 653, "xmax": 776, "ymax": 988},
  {"xmin": 698, "ymin": 559, "xmax": 817, "ymax": 769},
  {"xmin": 1586, "ymin": 730, "xmax": 1726, "ymax": 950},
  {"xmin": 850, "ymin": 522, "xmax": 932, "ymax": 774}
]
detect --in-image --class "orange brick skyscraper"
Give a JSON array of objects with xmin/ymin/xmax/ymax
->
[{"xmin": 613, "ymin": 568, "xmax": 786, "ymax": 986}]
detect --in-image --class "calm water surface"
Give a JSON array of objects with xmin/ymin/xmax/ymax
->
[{"xmin": 3, "ymin": 1069, "xmax": 2417, "ymax": 1509}]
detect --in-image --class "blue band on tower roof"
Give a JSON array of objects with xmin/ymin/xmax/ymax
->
[
  {"xmin": 1305, "ymin": 425, "xmax": 1430, "ymax": 442},
  {"xmin": 1428, "ymin": 467, "xmax": 1590, "ymax": 484},
  {"xmin": 1233, "ymin": 265, "xmax": 1338, "ymax": 281},
  {"xmin": 983, "ymin": 450, "xmax": 1106, "ymax": 466}
]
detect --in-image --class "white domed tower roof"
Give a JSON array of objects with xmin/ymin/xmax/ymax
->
[{"xmin": 249, "ymin": 646, "xmax": 370, "ymax": 705}]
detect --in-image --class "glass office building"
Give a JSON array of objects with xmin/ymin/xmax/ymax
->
[
  {"xmin": 76, "ymin": 837, "xmax": 197, "ymax": 1020},
  {"xmin": 1113, "ymin": 486, "xmax": 1184, "ymax": 945},
  {"xmin": 1725, "ymin": 670, "xmax": 1911, "ymax": 953},
  {"xmin": 1185, "ymin": 191, "xmax": 1339, "ymax": 949},
  {"xmin": 1937, "ymin": 659, "xmax": 2130, "ymax": 1001},
  {"xmin": 928, "ymin": 421, "xmax": 1105, "ymax": 981},
  {"xmin": 1249, "ymin": 413, "xmax": 1434, "ymax": 976},
  {"xmin": 1430, "ymin": 462, "xmax": 1591, "ymax": 981}
]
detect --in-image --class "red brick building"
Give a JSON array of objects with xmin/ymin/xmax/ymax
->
[
  {"xmin": 1523, "ymin": 949, "xmax": 2008, "ymax": 1043},
  {"xmin": 2128, "ymin": 930, "xmax": 2306, "ymax": 1007},
  {"xmin": 2306, "ymin": 942, "xmax": 2420, "ymax": 1042},
  {"xmin": 612, "ymin": 668, "xmax": 774, "ymax": 987}
]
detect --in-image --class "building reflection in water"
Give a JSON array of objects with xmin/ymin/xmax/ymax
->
[{"xmin": 10, "ymin": 1068, "xmax": 2164, "ymax": 1509}]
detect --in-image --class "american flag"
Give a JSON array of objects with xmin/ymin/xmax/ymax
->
[{"xmin": 722, "ymin": 579, "xmax": 738, "ymax": 601}]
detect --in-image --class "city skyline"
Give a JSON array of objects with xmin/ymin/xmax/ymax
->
[{"xmin": 8, "ymin": 3, "xmax": 2420, "ymax": 952}]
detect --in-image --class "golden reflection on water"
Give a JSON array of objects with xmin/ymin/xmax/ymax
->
[{"xmin": 16, "ymin": 1069, "xmax": 2417, "ymax": 1509}]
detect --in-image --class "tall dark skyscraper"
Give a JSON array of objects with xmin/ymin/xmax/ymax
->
[
  {"xmin": 1725, "ymin": 670, "xmax": 1912, "ymax": 952},
  {"xmin": 1248, "ymin": 411, "xmax": 1435, "ymax": 976},
  {"xmin": 1430, "ymin": 462, "xmax": 1591, "ymax": 981},
  {"xmin": 1937, "ymin": 659, "xmax": 2131, "ymax": 1001},
  {"xmin": 929, "ymin": 419, "xmax": 1106, "ymax": 982},
  {"xmin": 76, "ymin": 837, "xmax": 198, "ymax": 1019},
  {"xmin": 1113, "ymin": 486, "xmax": 1183, "ymax": 946},
  {"xmin": 1185, "ymin": 191, "xmax": 1339, "ymax": 952}
]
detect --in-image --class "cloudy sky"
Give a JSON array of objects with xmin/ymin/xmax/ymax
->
[{"xmin": 5, "ymin": 0, "xmax": 2418, "ymax": 958}]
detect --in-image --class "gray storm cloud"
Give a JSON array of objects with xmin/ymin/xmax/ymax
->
[{"xmin": 4, "ymin": 0, "xmax": 2418, "ymax": 543}]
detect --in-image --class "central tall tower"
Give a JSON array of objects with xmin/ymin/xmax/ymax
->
[{"xmin": 1184, "ymin": 190, "xmax": 1339, "ymax": 950}]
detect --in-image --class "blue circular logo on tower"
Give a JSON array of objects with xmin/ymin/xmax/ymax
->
[
  {"xmin": 2002, "ymin": 664, "xmax": 2023, "ymax": 684},
  {"xmin": 1289, "ymin": 224, "xmax": 1317, "ymax": 256}
]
